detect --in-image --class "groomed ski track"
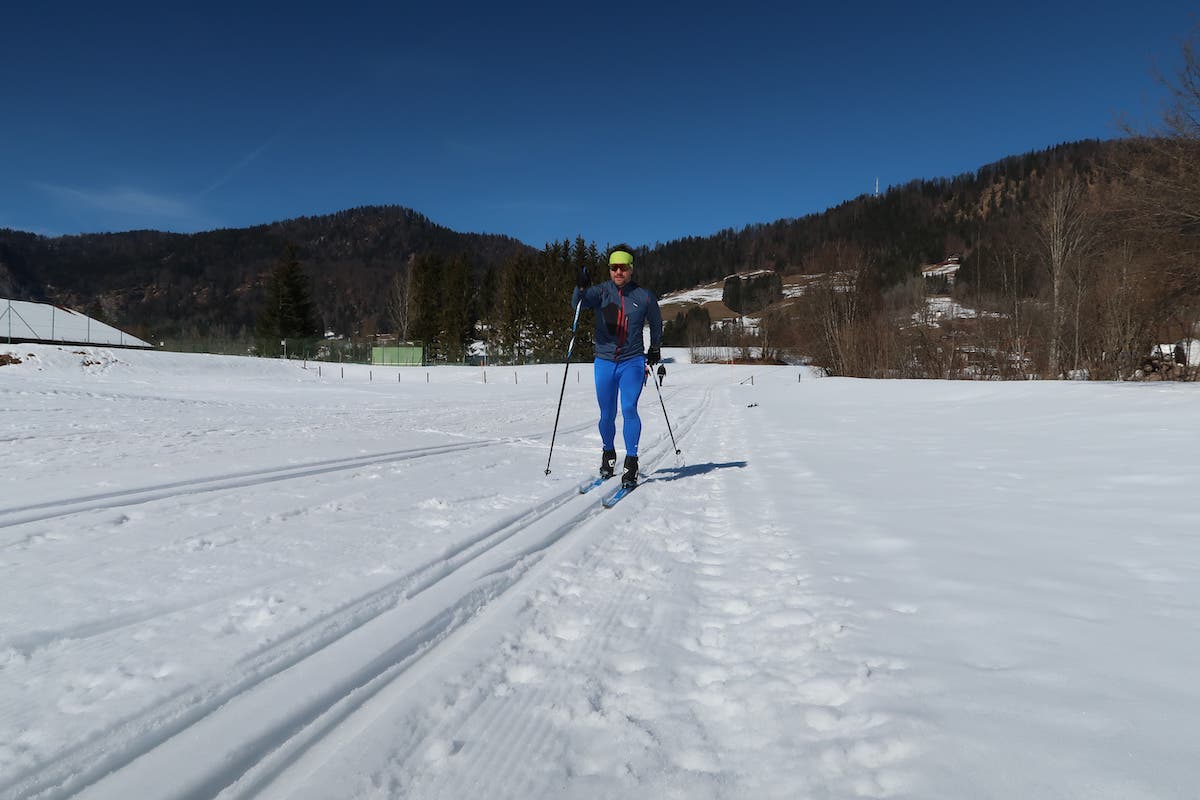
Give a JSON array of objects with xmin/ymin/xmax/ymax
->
[{"xmin": 6, "ymin": 366, "xmax": 800, "ymax": 800}]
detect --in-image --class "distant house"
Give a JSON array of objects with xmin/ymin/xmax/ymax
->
[
  {"xmin": 0, "ymin": 298, "xmax": 152, "ymax": 348},
  {"xmin": 921, "ymin": 256, "xmax": 961, "ymax": 291}
]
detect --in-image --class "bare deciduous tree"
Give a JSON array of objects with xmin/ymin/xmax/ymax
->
[
  {"xmin": 987, "ymin": 244, "xmax": 1036, "ymax": 379},
  {"xmin": 1031, "ymin": 176, "xmax": 1096, "ymax": 377},
  {"xmin": 1118, "ymin": 27, "xmax": 1200, "ymax": 306},
  {"xmin": 1092, "ymin": 240, "xmax": 1149, "ymax": 379},
  {"xmin": 386, "ymin": 262, "xmax": 413, "ymax": 341},
  {"xmin": 1143, "ymin": 29, "xmax": 1200, "ymax": 231}
]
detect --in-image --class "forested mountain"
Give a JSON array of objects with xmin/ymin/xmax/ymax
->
[
  {"xmin": 0, "ymin": 137, "xmax": 1195, "ymax": 378},
  {"xmin": 0, "ymin": 141, "xmax": 1115, "ymax": 339},
  {"xmin": 635, "ymin": 139, "xmax": 1113, "ymax": 292},
  {"xmin": 0, "ymin": 206, "xmax": 533, "ymax": 344}
]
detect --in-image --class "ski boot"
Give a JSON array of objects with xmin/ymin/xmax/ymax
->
[
  {"xmin": 599, "ymin": 449, "xmax": 617, "ymax": 479},
  {"xmin": 621, "ymin": 455, "xmax": 639, "ymax": 489}
]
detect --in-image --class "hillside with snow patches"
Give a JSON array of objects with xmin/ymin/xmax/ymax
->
[
  {"xmin": 659, "ymin": 272, "xmax": 976, "ymax": 334},
  {"xmin": 2, "ymin": 344, "xmax": 1199, "ymax": 799}
]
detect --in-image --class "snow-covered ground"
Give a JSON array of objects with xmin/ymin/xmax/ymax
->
[
  {"xmin": 2, "ymin": 344, "xmax": 1199, "ymax": 799},
  {"xmin": 657, "ymin": 272, "xmax": 842, "ymax": 311},
  {"xmin": 911, "ymin": 295, "xmax": 1001, "ymax": 326},
  {"xmin": 658, "ymin": 283, "xmax": 725, "ymax": 310}
]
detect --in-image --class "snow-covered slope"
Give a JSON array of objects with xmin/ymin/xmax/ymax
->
[{"xmin": 2, "ymin": 345, "xmax": 1198, "ymax": 799}]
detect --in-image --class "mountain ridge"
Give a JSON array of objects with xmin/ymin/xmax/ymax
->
[{"xmin": 0, "ymin": 138, "xmax": 1127, "ymax": 345}]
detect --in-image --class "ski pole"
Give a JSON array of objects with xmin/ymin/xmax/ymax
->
[
  {"xmin": 544, "ymin": 299, "xmax": 583, "ymax": 475},
  {"xmin": 650, "ymin": 365, "xmax": 681, "ymax": 456}
]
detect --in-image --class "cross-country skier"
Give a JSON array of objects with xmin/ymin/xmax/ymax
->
[{"xmin": 573, "ymin": 245, "xmax": 663, "ymax": 488}]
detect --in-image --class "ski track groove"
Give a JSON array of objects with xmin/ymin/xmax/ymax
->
[
  {"xmin": 4, "ymin": 505, "xmax": 528, "ymax": 797},
  {"xmin": 1, "ymin": 392, "xmax": 712, "ymax": 800},
  {"xmin": 246, "ymin": 387, "xmax": 713, "ymax": 799},
  {"xmin": 363, "ymin": 389, "xmax": 715, "ymax": 798},
  {"xmin": 0, "ymin": 452, "xmax": 568, "ymax": 660},
  {"xmin": 0, "ymin": 415, "xmax": 598, "ymax": 538},
  {"xmin": 383, "ymin": 508, "xmax": 663, "ymax": 793},
  {"xmin": 1, "ymin": 485, "xmax": 584, "ymax": 800},
  {"xmin": 0, "ymin": 570, "xmax": 306, "ymax": 660}
]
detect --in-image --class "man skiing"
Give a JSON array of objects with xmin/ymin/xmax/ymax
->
[{"xmin": 573, "ymin": 245, "xmax": 663, "ymax": 488}]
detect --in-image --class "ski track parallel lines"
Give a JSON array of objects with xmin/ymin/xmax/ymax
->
[
  {"xmin": 0, "ymin": 415, "xmax": 597, "ymax": 536},
  {"xmin": 3, "ymin": 383, "xmax": 711, "ymax": 800},
  {"xmin": 351, "ymin": 388, "xmax": 714, "ymax": 798},
  {"xmin": 243, "ymin": 387, "xmax": 711, "ymax": 798},
  {"xmin": 5, "ymin": 429, "xmax": 686, "ymax": 800},
  {"xmin": 2, "ymin": 479, "xmax": 577, "ymax": 800}
]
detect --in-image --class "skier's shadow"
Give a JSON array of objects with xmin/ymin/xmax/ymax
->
[{"xmin": 651, "ymin": 461, "xmax": 747, "ymax": 482}]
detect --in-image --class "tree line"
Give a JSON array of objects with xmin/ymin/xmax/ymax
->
[{"xmin": 253, "ymin": 237, "xmax": 608, "ymax": 365}]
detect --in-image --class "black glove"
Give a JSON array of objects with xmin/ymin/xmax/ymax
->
[
  {"xmin": 646, "ymin": 346, "xmax": 661, "ymax": 366},
  {"xmin": 576, "ymin": 267, "xmax": 590, "ymax": 291}
]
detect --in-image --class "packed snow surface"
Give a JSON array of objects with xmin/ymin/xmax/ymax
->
[
  {"xmin": 658, "ymin": 284, "xmax": 725, "ymax": 309},
  {"xmin": 2, "ymin": 344, "xmax": 1198, "ymax": 799}
]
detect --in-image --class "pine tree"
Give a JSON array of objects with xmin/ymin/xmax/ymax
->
[
  {"xmin": 409, "ymin": 253, "xmax": 444, "ymax": 360},
  {"xmin": 485, "ymin": 236, "xmax": 605, "ymax": 364},
  {"xmin": 255, "ymin": 244, "xmax": 319, "ymax": 357},
  {"xmin": 440, "ymin": 255, "xmax": 472, "ymax": 362},
  {"xmin": 495, "ymin": 252, "xmax": 537, "ymax": 363}
]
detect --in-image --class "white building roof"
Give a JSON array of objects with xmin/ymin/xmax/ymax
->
[
  {"xmin": 0, "ymin": 298, "xmax": 152, "ymax": 348},
  {"xmin": 921, "ymin": 261, "xmax": 961, "ymax": 278}
]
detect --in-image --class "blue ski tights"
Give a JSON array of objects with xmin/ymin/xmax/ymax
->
[{"xmin": 594, "ymin": 356, "xmax": 646, "ymax": 456}]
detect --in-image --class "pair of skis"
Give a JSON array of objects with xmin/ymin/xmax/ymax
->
[{"xmin": 578, "ymin": 475, "xmax": 637, "ymax": 508}]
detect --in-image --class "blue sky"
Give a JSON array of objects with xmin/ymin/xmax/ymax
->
[{"xmin": 2, "ymin": 1, "xmax": 1196, "ymax": 249}]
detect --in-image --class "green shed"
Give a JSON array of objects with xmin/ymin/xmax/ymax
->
[{"xmin": 372, "ymin": 344, "xmax": 424, "ymax": 366}]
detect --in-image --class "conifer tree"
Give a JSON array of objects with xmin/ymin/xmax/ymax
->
[
  {"xmin": 255, "ymin": 244, "xmax": 319, "ymax": 357},
  {"xmin": 495, "ymin": 252, "xmax": 537, "ymax": 363},
  {"xmin": 439, "ymin": 254, "xmax": 472, "ymax": 362},
  {"xmin": 485, "ymin": 236, "xmax": 609, "ymax": 364},
  {"xmin": 408, "ymin": 253, "xmax": 444, "ymax": 359}
]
